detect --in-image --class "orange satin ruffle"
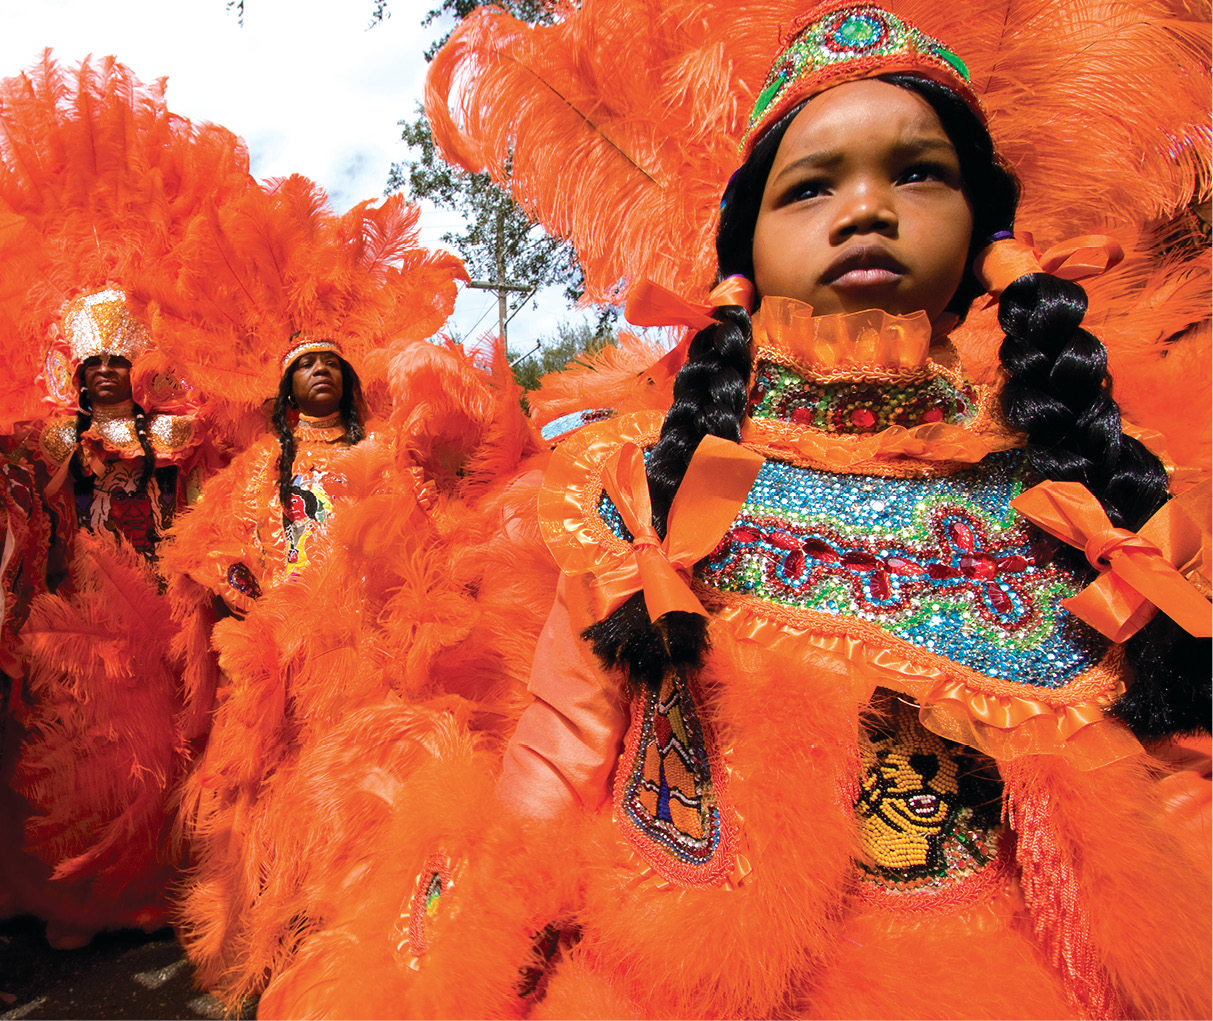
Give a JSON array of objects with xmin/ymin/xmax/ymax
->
[{"xmin": 717, "ymin": 603, "xmax": 1138, "ymax": 769}]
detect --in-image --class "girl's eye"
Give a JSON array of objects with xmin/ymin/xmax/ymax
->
[
  {"xmin": 784, "ymin": 179, "xmax": 829, "ymax": 203},
  {"xmin": 898, "ymin": 162, "xmax": 957, "ymax": 186}
]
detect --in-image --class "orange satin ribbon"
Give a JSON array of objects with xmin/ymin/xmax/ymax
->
[
  {"xmin": 630, "ymin": 276, "xmax": 756, "ymax": 391},
  {"xmin": 1012, "ymin": 480, "xmax": 1212, "ymax": 642},
  {"xmin": 975, "ymin": 233, "xmax": 1125, "ymax": 299},
  {"xmin": 593, "ymin": 435, "xmax": 764, "ymax": 621}
]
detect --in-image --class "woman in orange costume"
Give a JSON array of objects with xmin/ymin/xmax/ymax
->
[
  {"xmin": 0, "ymin": 56, "xmax": 248, "ymax": 948},
  {"xmin": 137, "ymin": 172, "xmax": 521, "ymax": 1007},
  {"xmin": 258, "ymin": 3, "xmax": 1210, "ymax": 1019}
]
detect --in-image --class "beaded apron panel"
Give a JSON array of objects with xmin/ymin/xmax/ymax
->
[
  {"xmin": 699, "ymin": 450, "xmax": 1108, "ymax": 687},
  {"xmin": 614, "ymin": 670, "xmax": 739, "ymax": 887},
  {"xmin": 854, "ymin": 696, "xmax": 1008, "ymax": 905}
]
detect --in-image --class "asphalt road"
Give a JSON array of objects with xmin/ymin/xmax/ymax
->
[{"xmin": 0, "ymin": 918, "xmax": 255, "ymax": 1021}]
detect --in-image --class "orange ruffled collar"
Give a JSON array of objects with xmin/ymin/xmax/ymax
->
[{"xmin": 742, "ymin": 297, "xmax": 1018, "ymax": 475}]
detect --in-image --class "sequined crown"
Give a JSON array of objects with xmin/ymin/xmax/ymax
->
[
  {"xmin": 62, "ymin": 288, "xmax": 152, "ymax": 365},
  {"xmin": 280, "ymin": 330, "xmax": 345, "ymax": 373},
  {"xmin": 741, "ymin": 2, "xmax": 982, "ymax": 160}
]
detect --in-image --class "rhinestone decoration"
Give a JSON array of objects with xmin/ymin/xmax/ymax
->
[
  {"xmin": 540, "ymin": 407, "xmax": 616, "ymax": 443},
  {"xmin": 62, "ymin": 288, "xmax": 152, "ymax": 364},
  {"xmin": 748, "ymin": 360, "xmax": 976, "ymax": 434},
  {"xmin": 600, "ymin": 450, "xmax": 1108, "ymax": 687},
  {"xmin": 742, "ymin": 3, "xmax": 979, "ymax": 157}
]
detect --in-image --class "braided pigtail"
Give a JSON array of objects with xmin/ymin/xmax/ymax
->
[
  {"xmin": 271, "ymin": 372, "xmax": 297, "ymax": 520},
  {"xmin": 584, "ymin": 308, "xmax": 754, "ymax": 692},
  {"xmin": 339, "ymin": 358, "xmax": 366, "ymax": 446},
  {"xmin": 131, "ymin": 401, "xmax": 156, "ymax": 494},
  {"xmin": 997, "ymin": 275, "xmax": 1208, "ymax": 736}
]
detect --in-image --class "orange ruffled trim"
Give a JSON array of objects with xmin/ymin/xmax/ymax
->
[
  {"xmin": 743, "ymin": 298, "xmax": 1021, "ymax": 475},
  {"xmin": 717, "ymin": 602, "xmax": 1138, "ymax": 769}
]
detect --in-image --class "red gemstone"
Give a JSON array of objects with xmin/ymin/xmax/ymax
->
[
  {"xmin": 921, "ymin": 407, "xmax": 944, "ymax": 423},
  {"xmin": 732, "ymin": 527, "xmax": 759, "ymax": 543},
  {"xmin": 995, "ymin": 554, "xmax": 1029, "ymax": 573},
  {"xmin": 769, "ymin": 532, "xmax": 801, "ymax": 551},
  {"xmin": 927, "ymin": 563, "xmax": 960, "ymax": 580},
  {"xmin": 886, "ymin": 556, "xmax": 926, "ymax": 577},
  {"xmin": 959, "ymin": 553, "xmax": 998, "ymax": 579},
  {"xmin": 849, "ymin": 407, "xmax": 878, "ymax": 429},
  {"xmin": 792, "ymin": 407, "xmax": 814, "ymax": 425},
  {"xmin": 654, "ymin": 712, "xmax": 673, "ymax": 747},
  {"xmin": 785, "ymin": 550, "xmax": 806, "ymax": 579},
  {"xmin": 842, "ymin": 551, "xmax": 879, "ymax": 569},
  {"xmin": 985, "ymin": 583, "xmax": 1012, "ymax": 614},
  {"xmin": 803, "ymin": 538, "xmax": 840, "ymax": 562},
  {"xmin": 869, "ymin": 570, "xmax": 891, "ymax": 599},
  {"xmin": 946, "ymin": 519, "xmax": 975, "ymax": 551}
]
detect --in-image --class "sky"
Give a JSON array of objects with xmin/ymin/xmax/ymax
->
[{"xmin": 0, "ymin": 0, "xmax": 594, "ymax": 352}]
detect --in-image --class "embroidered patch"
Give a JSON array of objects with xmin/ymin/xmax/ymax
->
[
  {"xmin": 855, "ymin": 696, "xmax": 1006, "ymax": 898},
  {"xmin": 283, "ymin": 471, "xmax": 335, "ymax": 572},
  {"xmin": 614, "ymin": 671, "xmax": 739, "ymax": 887}
]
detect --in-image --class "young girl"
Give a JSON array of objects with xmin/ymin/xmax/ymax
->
[{"xmin": 258, "ymin": 4, "xmax": 1210, "ymax": 1018}]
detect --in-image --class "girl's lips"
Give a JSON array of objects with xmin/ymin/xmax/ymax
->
[{"xmin": 829, "ymin": 266, "xmax": 903, "ymax": 288}]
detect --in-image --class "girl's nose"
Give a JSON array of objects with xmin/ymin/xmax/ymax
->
[{"xmin": 829, "ymin": 181, "xmax": 898, "ymax": 242}]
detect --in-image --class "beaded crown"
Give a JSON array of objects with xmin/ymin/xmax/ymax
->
[
  {"xmin": 741, "ymin": 2, "xmax": 983, "ymax": 160},
  {"xmin": 62, "ymin": 288, "xmax": 152, "ymax": 366},
  {"xmin": 281, "ymin": 331, "xmax": 345, "ymax": 373}
]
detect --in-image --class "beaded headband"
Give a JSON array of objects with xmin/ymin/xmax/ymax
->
[
  {"xmin": 740, "ymin": 2, "xmax": 984, "ymax": 162},
  {"xmin": 281, "ymin": 331, "xmax": 345, "ymax": 373},
  {"xmin": 62, "ymin": 288, "xmax": 153, "ymax": 366}
]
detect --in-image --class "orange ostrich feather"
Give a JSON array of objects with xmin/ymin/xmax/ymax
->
[
  {"xmin": 0, "ymin": 52, "xmax": 252, "ymax": 426},
  {"xmin": 425, "ymin": 0, "xmax": 1209, "ymax": 305}
]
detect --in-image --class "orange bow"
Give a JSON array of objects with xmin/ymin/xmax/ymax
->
[
  {"xmin": 1011, "ymin": 480, "xmax": 1212, "ymax": 642},
  {"xmin": 593, "ymin": 436, "xmax": 765, "ymax": 622},
  {"xmin": 975, "ymin": 233, "xmax": 1125, "ymax": 299}
]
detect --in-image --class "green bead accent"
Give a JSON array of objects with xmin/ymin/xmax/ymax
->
[
  {"xmin": 750, "ymin": 72, "xmax": 787, "ymax": 125},
  {"xmin": 838, "ymin": 14, "xmax": 880, "ymax": 45},
  {"xmin": 933, "ymin": 46, "xmax": 971, "ymax": 81}
]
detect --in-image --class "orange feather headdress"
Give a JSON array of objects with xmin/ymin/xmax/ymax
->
[
  {"xmin": 0, "ymin": 52, "xmax": 254, "ymax": 426},
  {"xmin": 127, "ymin": 174, "xmax": 470, "ymax": 426},
  {"xmin": 425, "ymin": 0, "xmax": 1209, "ymax": 304}
]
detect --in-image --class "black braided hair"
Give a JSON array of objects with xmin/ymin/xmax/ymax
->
[
  {"xmin": 588, "ymin": 74, "xmax": 1206, "ymax": 733},
  {"xmin": 272, "ymin": 355, "xmax": 367, "ymax": 520},
  {"xmin": 71, "ymin": 387, "xmax": 155, "ymax": 497}
]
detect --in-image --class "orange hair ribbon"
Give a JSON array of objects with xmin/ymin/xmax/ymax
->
[
  {"xmin": 1011, "ymin": 479, "xmax": 1212, "ymax": 642},
  {"xmin": 593, "ymin": 435, "xmax": 765, "ymax": 622},
  {"xmin": 629, "ymin": 276, "xmax": 755, "ymax": 390},
  {"xmin": 975, "ymin": 233, "xmax": 1125, "ymax": 299}
]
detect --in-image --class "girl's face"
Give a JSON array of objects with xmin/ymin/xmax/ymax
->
[{"xmin": 751, "ymin": 79, "xmax": 973, "ymax": 321}]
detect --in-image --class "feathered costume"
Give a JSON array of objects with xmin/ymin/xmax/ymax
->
[
  {"xmin": 255, "ymin": 2, "xmax": 1211, "ymax": 1019},
  {"xmin": 0, "ymin": 55, "xmax": 251, "ymax": 945},
  {"xmin": 135, "ymin": 170, "xmax": 563, "ymax": 1008}
]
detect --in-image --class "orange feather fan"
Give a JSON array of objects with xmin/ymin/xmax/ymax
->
[
  {"xmin": 128, "ymin": 174, "xmax": 469, "ymax": 429},
  {"xmin": 0, "ymin": 52, "xmax": 253, "ymax": 427}
]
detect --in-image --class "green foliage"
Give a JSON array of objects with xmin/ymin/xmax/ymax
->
[
  {"xmin": 510, "ymin": 317, "xmax": 618, "ymax": 393},
  {"xmin": 421, "ymin": 0, "xmax": 554, "ymax": 59}
]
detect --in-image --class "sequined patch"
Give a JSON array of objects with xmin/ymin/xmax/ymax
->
[
  {"xmin": 407, "ymin": 852, "xmax": 453, "ymax": 958},
  {"xmin": 697, "ymin": 451, "xmax": 1108, "ymax": 687},
  {"xmin": 227, "ymin": 562, "xmax": 262, "ymax": 599},
  {"xmin": 40, "ymin": 419, "xmax": 78, "ymax": 466},
  {"xmin": 748, "ymin": 360, "xmax": 977, "ymax": 434},
  {"xmin": 540, "ymin": 408, "xmax": 616, "ymax": 443},
  {"xmin": 614, "ymin": 671, "xmax": 739, "ymax": 887},
  {"xmin": 855, "ymin": 696, "xmax": 1005, "ymax": 897}
]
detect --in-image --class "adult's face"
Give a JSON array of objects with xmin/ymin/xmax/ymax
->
[
  {"xmin": 80, "ymin": 355, "xmax": 133, "ymax": 406},
  {"xmin": 290, "ymin": 350, "xmax": 344, "ymax": 418}
]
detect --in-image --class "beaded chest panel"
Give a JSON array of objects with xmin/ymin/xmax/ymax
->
[
  {"xmin": 748, "ymin": 359, "xmax": 978, "ymax": 434},
  {"xmin": 697, "ymin": 451, "xmax": 1108, "ymax": 687},
  {"xmin": 614, "ymin": 670, "xmax": 739, "ymax": 887},
  {"xmin": 855, "ymin": 696, "xmax": 1007, "ymax": 901}
]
